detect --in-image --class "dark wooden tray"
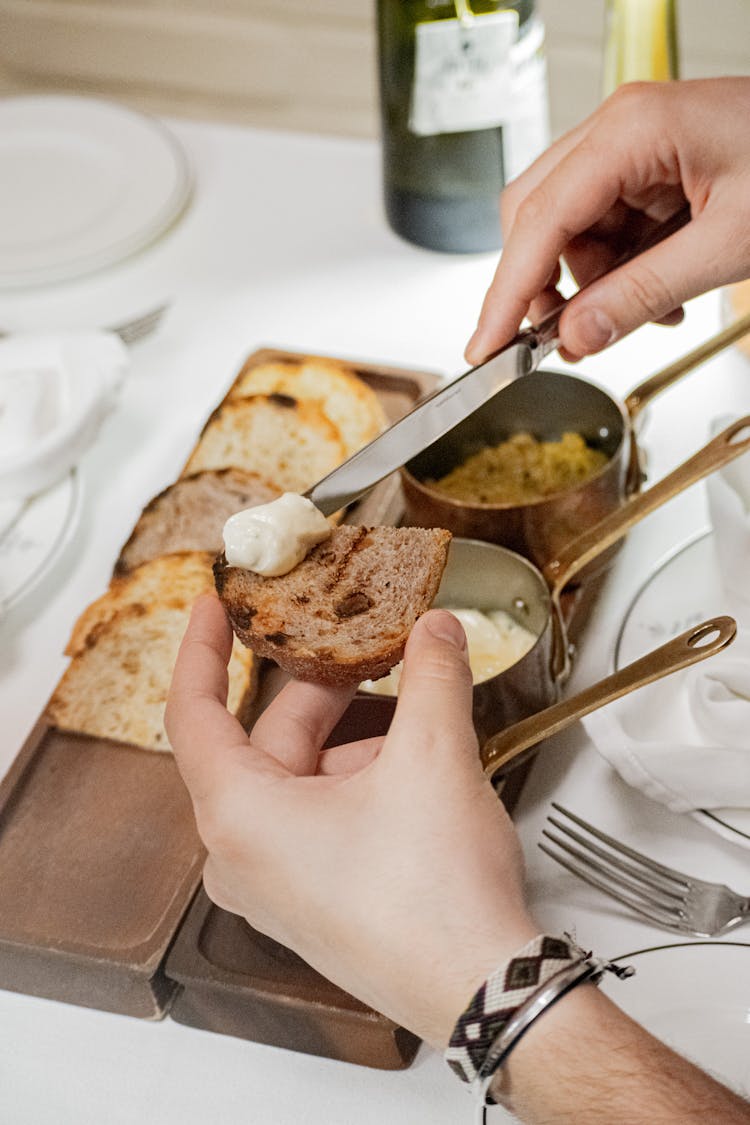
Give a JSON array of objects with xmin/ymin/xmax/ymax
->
[
  {"xmin": 165, "ymin": 890, "xmax": 421, "ymax": 1069},
  {"xmin": 0, "ymin": 722, "xmax": 204, "ymax": 1018},
  {"xmin": 0, "ymin": 350, "xmax": 439, "ymax": 1026}
]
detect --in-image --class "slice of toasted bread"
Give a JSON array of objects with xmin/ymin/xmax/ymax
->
[
  {"xmin": 228, "ymin": 358, "xmax": 388, "ymax": 456},
  {"xmin": 183, "ymin": 394, "xmax": 346, "ymax": 491},
  {"xmin": 67, "ymin": 551, "xmax": 215, "ymax": 657},
  {"xmin": 49, "ymin": 601, "xmax": 256, "ymax": 752},
  {"xmin": 214, "ymin": 525, "xmax": 452, "ymax": 686},
  {"xmin": 115, "ymin": 468, "xmax": 282, "ymax": 575}
]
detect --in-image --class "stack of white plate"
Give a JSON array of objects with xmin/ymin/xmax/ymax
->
[
  {"xmin": 0, "ymin": 94, "xmax": 192, "ymax": 290},
  {"xmin": 0, "ymin": 94, "xmax": 192, "ymax": 614}
]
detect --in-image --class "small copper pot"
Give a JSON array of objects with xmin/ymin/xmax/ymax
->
[
  {"xmin": 330, "ymin": 538, "xmax": 554, "ymax": 749},
  {"xmin": 338, "ymin": 417, "xmax": 750, "ymax": 752},
  {"xmin": 401, "ymin": 316, "xmax": 750, "ymax": 576}
]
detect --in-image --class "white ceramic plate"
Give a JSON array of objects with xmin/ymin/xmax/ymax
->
[
  {"xmin": 0, "ymin": 470, "xmax": 82, "ymax": 613},
  {"xmin": 0, "ymin": 95, "xmax": 192, "ymax": 288},
  {"xmin": 601, "ymin": 942, "xmax": 750, "ymax": 1094},
  {"xmin": 614, "ymin": 530, "xmax": 750, "ymax": 850}
]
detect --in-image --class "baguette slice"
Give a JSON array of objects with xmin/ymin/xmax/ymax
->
[
  {"xmin": 115, "ymin": 468, "xmax": 282, "ymax": 575},
  {"xmin": 228, "ymin": 358, "xmax": 388, "ymax": 456},
  {"xmin": 67, "ymin": 551, "xmax": 215, "ymax": 657},
  {"xmin": 49, "ymin": 601, "xmax": 256, "ymax": 752},
  {"xmin": 183, "ymin": 394, "xmax": 346, "ymax": 490},
  {"xmin": 215, "ymin": 525, "xmax": 452, "ymax": 686}
]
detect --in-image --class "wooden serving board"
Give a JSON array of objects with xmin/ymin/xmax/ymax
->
[
  {"xmin": 0, "ymin": 350, "xmax": 439, "ymax": 1031},
  {"xmin": 0, "ymin": 722, "xmax": 203, "ymax": 1018}
]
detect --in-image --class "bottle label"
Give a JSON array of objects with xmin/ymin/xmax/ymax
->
[
  {"xmin": 503, "ymin": 16, "xmax": 550, "ymax": 181},
  {"xmin": 408, "ymin": 12, "xmax": 518, "ymax": 137}
]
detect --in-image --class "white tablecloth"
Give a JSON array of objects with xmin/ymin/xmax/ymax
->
[{"xmin": 1, "ymin": 117, "xmax": 749, "ymax": 1125}]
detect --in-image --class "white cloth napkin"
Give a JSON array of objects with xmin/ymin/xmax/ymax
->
[
  {"xmin": 583, "ymin": 422, "xmax": 750, "ymax": 813},
  {"xmin": 583, "ymin": 630, "xmax": 750, "ymax": 813},
  {"xmin": 0, "ymin": 331, "xmax": 128, "ymax": 503}
]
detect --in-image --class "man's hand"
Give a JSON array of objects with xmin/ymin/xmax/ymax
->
[
  {"xmin": 466, "ymin": 78, "xmax": 750, "ymax": 364},
  {"xmin": 166, "ymin": 594, "xmax": 537, "ymax": 1048}
]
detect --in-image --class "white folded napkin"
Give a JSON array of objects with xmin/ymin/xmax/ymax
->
[
  {"xmin": 583, "ymin": 420, "xmax": 750, "ymax": 813},
  {"xmin": 583, "ymin": 631, "xmax": 750, "ymax": 813},
  {"xmin": 0, "ymin": 332, "xmax": 128, "ymax": 503}
]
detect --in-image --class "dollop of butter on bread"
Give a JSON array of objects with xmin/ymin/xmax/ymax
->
[{"xmin": 223, "ymin": 492, "xmax": 331, "ymax": 576}]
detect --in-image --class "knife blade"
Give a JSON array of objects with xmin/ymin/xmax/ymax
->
[
  {"xmin": 307, "ymin": 330, "xmax": 547, "ymax": 516},
  {"xmin": 306, "ymin": 203, "xmax": 692, "ymax": 517}
]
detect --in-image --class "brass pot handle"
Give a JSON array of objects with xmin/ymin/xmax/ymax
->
[
  {"xmin": 625, "ymin": 311, "xmax": 750, "ymax": 423},
  {"xmin": 544, "ymin": 415, "xmax": 750, "ymax": 601},
  {"xmin": 541, "ymin": 416, "xmax": 750, "ymax": 681},
  {"xmin": 481, "ymin": 615, "xmax": 737, "ymax": 783}
]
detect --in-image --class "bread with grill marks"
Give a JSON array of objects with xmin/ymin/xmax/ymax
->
[{"xmin": 214, "ymin": 525, "xmax": 451, "ymax": 685}]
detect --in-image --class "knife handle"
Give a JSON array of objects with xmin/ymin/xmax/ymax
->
[{"xmin": 523, "ymin": 201, "xmax": 692, "ymax": 363}]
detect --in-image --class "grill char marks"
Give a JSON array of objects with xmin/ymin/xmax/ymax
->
[
  {"xmin": 319, "ymin": 526, "xmax": 369, "ymax": 595},
  {"xmin": 334, "ymin": 592, "xmax": 373, "ymax": 619}
]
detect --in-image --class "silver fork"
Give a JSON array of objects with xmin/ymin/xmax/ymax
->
[
  {"xmin": 540, "ymin": 803, "xmax": 750, "ymax": 938},
  {"xmin": 107, "ymin": 302, "xmax": 169, "ymax": 346},
  {"xmin": 0, "ymin": 302, "xmax": 169, "ymax": 347}
]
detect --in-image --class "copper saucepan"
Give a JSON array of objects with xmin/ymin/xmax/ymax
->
[
  {"xmin": 481, "ymin": 616, "xmax": 737, "ymax": 784},
  {"xmin": 348, "ymin": 417, "xmax": 750, "ymax": 747},
  {"xmin": 401, "ymin": 314, "xmax": 750, "ymax": 575}
]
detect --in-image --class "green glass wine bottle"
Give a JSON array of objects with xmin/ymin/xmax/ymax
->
[
  {"xmin": 603, "ymin": 0, "xmax": 679, "ymax": 94},
  {"xmin": 377, "ymin": 0, "xmax": 549, "ymax": 253}
]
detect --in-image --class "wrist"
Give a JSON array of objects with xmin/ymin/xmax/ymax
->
[
  {"xmin": 493, "ymin": 979, "xmax": 750, "ymax": 1124},
  {"xmin": 443, "ymin": 932, "xmax": 635, "ymax": 1112},
  {"xmin": 490, "ymin": 979, "xmax": 604, "ymax": 1109},
  {"xmin": 423, "ymin": 914, "xmax": 540, "ymax": 1050}
]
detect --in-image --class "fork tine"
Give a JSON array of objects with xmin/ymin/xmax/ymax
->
[
  {"xmin": 551, "ymin": 803, "xmax": 692, "ymax": 887},
  {"xmin": 546, "ymin": 816, "xmax": 687, "ymax": 900},
  {"xmin": 109, "ymin": 303, "xmax": 168, "ymax": 346},
  {"xmin": 538, "ymin": 842, "xmax": 695, "ymax": 934},
  {"xmin": 541, "ymin": 829, "xmax": 686, "ymax": 917}
]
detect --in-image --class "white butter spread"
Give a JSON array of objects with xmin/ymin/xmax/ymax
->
[
  {"xmin": 360, "ymin": 608, "xmax": 537, "ymax": 696},
  {"xmin": 223, "ymin": 492, "xmax": 331, "ymax": 576}
]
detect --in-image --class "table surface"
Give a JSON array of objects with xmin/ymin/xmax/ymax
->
[{"xmin": 1, "ymin": 116, "xmax": 749, "ymax": 1125}]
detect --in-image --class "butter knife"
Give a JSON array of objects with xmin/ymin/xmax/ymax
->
[{"xmin": 307, "ymin": 204, "xmax": 691, "ymax": 517}]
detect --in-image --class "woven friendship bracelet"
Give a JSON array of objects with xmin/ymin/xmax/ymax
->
[{"xmin": 445, "ymin": 933, "xmax": 634, "ymax": 1112}]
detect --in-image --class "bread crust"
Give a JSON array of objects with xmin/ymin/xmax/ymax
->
[
  {"xmin": 228, "ymin": 356, "xmax": 387, "ymax": 456},
  {"xmin": 68, "ymin": 550, "xmax": 215, "ymax": 657},
  {"xmin": 182, "ymin": 394, "xmax": 346, "ymax": 489},
  {"xmin": 49, "ymin": 601, "xmax": 256, "ymax": 752}
]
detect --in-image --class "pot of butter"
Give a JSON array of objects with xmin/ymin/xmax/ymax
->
[
  {"xmin": 401, "ymin": 315, "xmax": 750, "ymax": 578},
  {"xmin": 334, "ymin": 417, "xmax": 750, "ymax": 751}
]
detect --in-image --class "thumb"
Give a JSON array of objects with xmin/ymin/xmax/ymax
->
[
  {"xmin": 559, "ymin": 210, "xmax": 732, "ymax": 358},
  {"xmin": 386, "ymin": 610, "xmax": 477, "ymax": 756}
]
